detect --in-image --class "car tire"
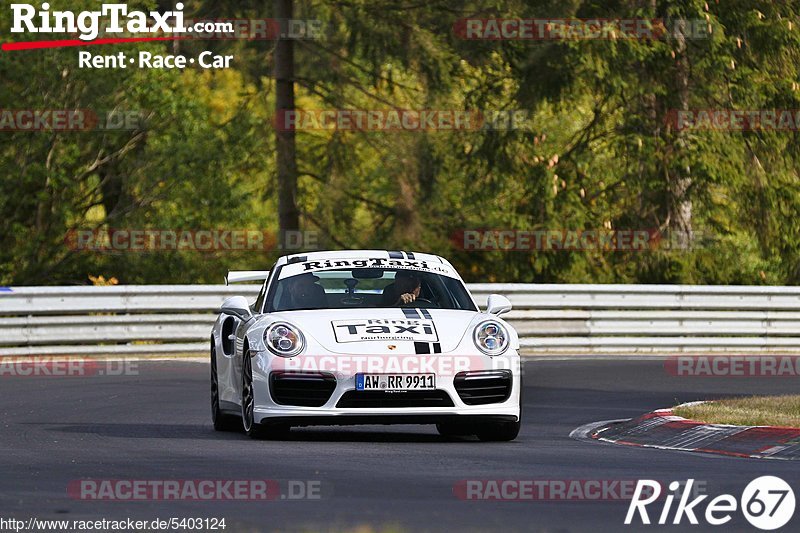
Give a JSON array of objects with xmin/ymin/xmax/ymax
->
[
  {"xmin": 241, "ymin": 349, "xmax": 291, "ymax": 440},
  {"xmin": 211, "ymin": 346, "xmax": 241, "ymax": 432}
]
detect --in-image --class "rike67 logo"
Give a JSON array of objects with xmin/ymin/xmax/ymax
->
[{"xmin": 626, "ymin": 477, "xmax": 795, "ymax": 530}]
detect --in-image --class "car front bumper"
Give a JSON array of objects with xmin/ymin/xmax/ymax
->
[{"xmin": 251, "ymin": 351, "xmax": 522, "ymax": 425}]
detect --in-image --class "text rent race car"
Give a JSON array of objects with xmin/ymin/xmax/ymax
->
[{"xmin": 210, "ymin": 250, "xmax": 521, "ymax": 440}]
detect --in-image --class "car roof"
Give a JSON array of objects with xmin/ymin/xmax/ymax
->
[{"xmin": 276, "ymin": 250, "xmax": 450, "ymax": 267}]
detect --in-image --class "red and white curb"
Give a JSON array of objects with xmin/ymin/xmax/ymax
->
[{"xmin": 570, "ymin": 403, "xmax": 800, "ymax": 460}]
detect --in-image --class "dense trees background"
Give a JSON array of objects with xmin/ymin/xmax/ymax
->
[{"xmin": 1, "ymin": 0, "xmax": 800, "ymax": 285}]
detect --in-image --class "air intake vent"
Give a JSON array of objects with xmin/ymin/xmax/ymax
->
[
  {"xmin": 336, "ymin": 390, "xmax": 454, "ymax": 408},
  {"xmin": 453, "ymin": 370, "xmax": 512, "ymax": 405},
  {"xmin": 269, "ymin": 372, "xmax": 336, "ymax": 407}
]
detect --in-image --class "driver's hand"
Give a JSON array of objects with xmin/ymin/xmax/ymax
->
[{"xmin": 398, "ymin": 293, "xmax": 416, "ymax": 304}]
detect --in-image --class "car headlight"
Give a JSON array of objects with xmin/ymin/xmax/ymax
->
[
  {"xmin": 473, "ymin": 321, "xmax": 509, "ymax": 355},
  {"xmin": 264, "ymin": 322, "xmax": 305, "ymax": 357}
]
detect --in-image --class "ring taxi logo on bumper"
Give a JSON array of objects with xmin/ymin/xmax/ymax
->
[{"xmin": 332, "ymin": 319, "xmax": 439, "ymax": 343}]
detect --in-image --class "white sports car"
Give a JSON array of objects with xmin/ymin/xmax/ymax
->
[{"xmin": 210, "ymin": 250, "xmax": 522, "ymax": 440}]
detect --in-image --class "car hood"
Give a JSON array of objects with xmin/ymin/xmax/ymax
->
[{"xmin": 261, "ymin": 308, "xmax": 486, "ymax": 354}]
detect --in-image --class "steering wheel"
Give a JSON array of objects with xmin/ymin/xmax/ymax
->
[{"xmin": 400, "ymin": 297, "xmax": 433, "ymax": 306}]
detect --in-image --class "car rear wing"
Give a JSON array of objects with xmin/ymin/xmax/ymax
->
[{"xmin": 225, "ymin": 270, "xmax": 270, "ymax": 285}]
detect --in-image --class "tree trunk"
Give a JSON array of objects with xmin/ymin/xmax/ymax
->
[
  {"xmin": 274, "ymin": 0, "xmax": 300, "ymax": 238},
  {"xmin": 668, "ymin": 18, "xmax": 693, "ymax": 249}
]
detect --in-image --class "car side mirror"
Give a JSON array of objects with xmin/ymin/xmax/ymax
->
[
  {"xmin": 220, "ymin": 296, "xmax": 253, "ymax": 321},
  {"xmin": 486, "ymin": 294, "xmax": 512, "ymax": 316}
]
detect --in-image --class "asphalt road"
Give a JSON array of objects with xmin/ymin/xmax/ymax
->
[{"xmin": 1, "ymin": 358, "xmax": 798, "ymax": 532}]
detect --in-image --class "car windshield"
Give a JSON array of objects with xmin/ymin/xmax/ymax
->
[{"xmin": 268, "ymin": 268, "xmax": 477, "ymax": 312}]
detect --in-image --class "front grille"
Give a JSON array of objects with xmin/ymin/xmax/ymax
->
[
  {"xmin": 454, "ymin": 370, "xmax": 513, "ymax": 405},
  {"xmin": 269, "ymin": 371, "xmax": 337, "ymax": 407},
  {"xmin": 336, "ymin": 390, "xmax": 455, "ymax": 408}
]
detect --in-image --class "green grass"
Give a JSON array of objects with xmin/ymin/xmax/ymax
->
[{"xmin": 673, "ymin": 395, "xmax": 800, "ymax": 427}]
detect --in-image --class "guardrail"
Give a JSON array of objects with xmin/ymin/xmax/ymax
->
[{"xmin": 2, "ymin": 284, "xmax": 800, "ymax": 356}]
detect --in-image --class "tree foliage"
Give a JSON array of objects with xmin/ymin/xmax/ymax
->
[{"xmin": 1, "ymin": 0, "xmax": 799, "ymax": 285}]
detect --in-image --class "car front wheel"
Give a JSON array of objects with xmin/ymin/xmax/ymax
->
[{"xmin": 241, "ymin": 349, "xmax": 290, "ymax": 440}]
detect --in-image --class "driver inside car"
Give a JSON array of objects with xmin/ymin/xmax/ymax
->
[
  {"xmin": 288, "ymin": 273, "xmax": 327, "ymax": 309},
  {"xmin": 380, "ymin": 272, "xmax": 421, "ymax": 306}
]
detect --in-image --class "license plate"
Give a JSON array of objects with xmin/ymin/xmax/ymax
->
[{"xmin": 356, "ymin": 373, "xmax": 435, "ymax": 391}]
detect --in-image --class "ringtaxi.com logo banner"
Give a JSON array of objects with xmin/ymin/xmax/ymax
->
[
  {"xmin": 8, "ymin": 3, "xmax": 321, "ymax": 42},
  {"xmin": 6, "ymin": 3, "xmax": 237, "ymax": 69},
  {"xmin": 11, "ymin": 3, "xmax": 194, "ymax": 42}
]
